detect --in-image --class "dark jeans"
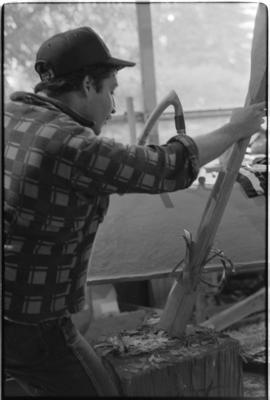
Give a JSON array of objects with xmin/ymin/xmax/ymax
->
[{"xmin": 4, "ymin": 316, "xmax": 120, "ymax": 396}]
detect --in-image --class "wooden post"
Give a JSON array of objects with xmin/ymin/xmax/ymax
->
[
  {"xmin": 126, "ymin": 97, "xmax": 137, "ymax": 144},
  {"xmin": 159, "ymin": 4, "xmax": 267, "ymax": 337},
  {"xmin": 136, "ymin": 3, "xmax": 159, "ymax": 144}
]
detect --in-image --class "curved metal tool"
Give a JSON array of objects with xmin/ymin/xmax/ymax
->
[{"xmin": 138, "ymin": 90, "xmax": 185, "ymax": 145}]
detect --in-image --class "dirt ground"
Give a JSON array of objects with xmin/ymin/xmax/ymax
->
[
  {"xmin": 228, "ymin": 318, "xmax": 267, "ymax": 399},
  {"xmin": 215, "ymin": 272, "xmax": 267, "ymax": 399},
  {"xmin": 5, "ymin": 372, "xmax": 268, "ymax": 397},
  {"xmin": 243, "ymin": 372, "xmax": 267, "ymax": 398}
]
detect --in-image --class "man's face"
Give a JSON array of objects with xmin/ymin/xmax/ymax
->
[{"xmin": 85, "ymin": 72, "xmax": 118, "ymax": 135}]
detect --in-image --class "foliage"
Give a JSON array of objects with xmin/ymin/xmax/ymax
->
[{"xmin": 4, "ymin": 3, "xmax": 257, "ymax": 112}]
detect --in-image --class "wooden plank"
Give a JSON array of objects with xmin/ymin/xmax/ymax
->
[
  {"xmin": 87, "ymin": 260, "xmax": 265, "ymax": 285},
  {"xmin": 110, "ymin": 106, "xmax": 246, "ymax": 124},
  {"xmin": 226, "ymin": 311, "xmax": 265, "ymax": 330},
  {"xmin": 201, "ymin": 287, "xmax": 266, "ymax": 331},
  {"xmin": 136, "ymin": 3, "xmax": 159, "ymax": 144},
  {"xmin": 159, "ymin": 4, "xmax": 267, "ymax": 337}
]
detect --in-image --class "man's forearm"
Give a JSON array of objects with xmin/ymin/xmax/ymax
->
[
  {"xmin": 194, "ymin": 122, "xmax": 244, "ymax": 167},
  {"xmin": 194, "ymin": 102, "xmax": 266, "ymax": 167}
]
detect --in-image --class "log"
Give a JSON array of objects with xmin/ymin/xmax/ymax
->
[
  {"xmin": 88, "ymin": 312, "xmax": 244, "ymax": 397},
  {"xmin": 201, "ymin": 287, "xmax": 266, "ymax": 331}
]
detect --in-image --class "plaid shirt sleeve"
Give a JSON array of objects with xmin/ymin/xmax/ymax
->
[{"xmin": 70, "ymin": 130, "xmax": 199, "ymax": 195}]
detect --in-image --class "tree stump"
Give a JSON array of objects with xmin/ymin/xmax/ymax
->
[{"xmin": 88, "ymin": 312, "xmax": 244, "ymax": 397}]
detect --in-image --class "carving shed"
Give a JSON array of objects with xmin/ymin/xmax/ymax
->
[{"xmin": 4, "ymin": 2, "xmax": 266, "ymax": 398}]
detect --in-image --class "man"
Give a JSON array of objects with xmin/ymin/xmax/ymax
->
[{"xmin": 4, "ymin": 26, "xmax": 265, "ymax": 396}]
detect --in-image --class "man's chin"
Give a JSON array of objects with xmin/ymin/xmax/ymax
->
[
  {"xmin": 93, "ymin": 125, "xmax": 102, "ymax": 136},
  {"xmin": 96, "ymin": 120, "xmax": 109, "ymax": 135}
]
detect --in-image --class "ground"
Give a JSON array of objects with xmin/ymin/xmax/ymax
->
[{"xmin": 243, "ymin": 372, "xmax": 267, "ymax": 398}]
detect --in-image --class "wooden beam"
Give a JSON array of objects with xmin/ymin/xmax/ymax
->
[
  {"xmin": 200, "ymin": 287, "xmax": 266, "ymax": 331},
  {"xmin": 126, "ymin": 97, "xmax": 137, "ymax": 144},
  {"xmin": 87, "ymin": 260, "xmax": 265, "ymax": 285},
  {"xmin": 158, "ymin": 4, "xmax": 267, "ymax": 337},
  {"xmin": 136, "ymin": 3, "xmax": 159, "ymax": 144},
  {"xmin": 115, "ymin": 107, "xmax": 248, "ymax": 124}
]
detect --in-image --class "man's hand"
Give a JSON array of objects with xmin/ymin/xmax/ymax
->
[
  {"xmin": 229, "ymin": 102, "xmax": 266, "ymax": 140},
  {"xmin": 193, "ymin": 101, "xmax": 267, "ymax": 167}
]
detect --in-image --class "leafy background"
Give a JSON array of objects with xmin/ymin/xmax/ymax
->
[{"xmin": 4, "ymin": 2, "xmax": 257, "ymax": 114}]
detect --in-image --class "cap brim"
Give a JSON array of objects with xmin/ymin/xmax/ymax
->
[{"xmin": 107, "ymin": 57, "xmax": 135, "ymax": 70}]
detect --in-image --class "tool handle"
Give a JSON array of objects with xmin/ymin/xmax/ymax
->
[{"xmin": 138, "ymin": 90, "xmax": 185, "ymax": 145}]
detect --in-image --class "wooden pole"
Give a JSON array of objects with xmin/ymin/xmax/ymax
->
[
  {"xmin": 126, "ymin": 97, "xmax": 137, "ymax": 144},
  {"xmin": 136, "ymin": 3, "xmax": 159, "ymax": 144},
  {"xmin": 159, "ymin": 4, "xmax": 267, "ymax": 337}
]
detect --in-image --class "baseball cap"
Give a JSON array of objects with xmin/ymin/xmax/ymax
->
[{"xmin": 35, "ymin": 26, "xmax": 135, "ymax": 81}]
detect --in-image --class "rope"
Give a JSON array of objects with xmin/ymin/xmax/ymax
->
[{"xmin": 170, "ymin": 230, "xmax": 235, "ymax": 292}]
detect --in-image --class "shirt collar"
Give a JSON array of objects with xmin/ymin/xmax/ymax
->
[{"xmin": 10, "ymin": 91, "xmax": 95, "ymax": 130}]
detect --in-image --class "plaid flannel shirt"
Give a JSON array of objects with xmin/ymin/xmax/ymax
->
[{"xmin": 4, "ymin": 92, "xmax": 199, "ymax": 323}]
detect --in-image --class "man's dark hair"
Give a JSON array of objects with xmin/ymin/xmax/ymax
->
[{"xmin": 34, "ymin": 64, "xmax": 116, "ymax": 97}]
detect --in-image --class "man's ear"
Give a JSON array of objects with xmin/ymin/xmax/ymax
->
[{"xmin": 82, "ymin": 75, "xmax": 95, "ymax": 96}]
